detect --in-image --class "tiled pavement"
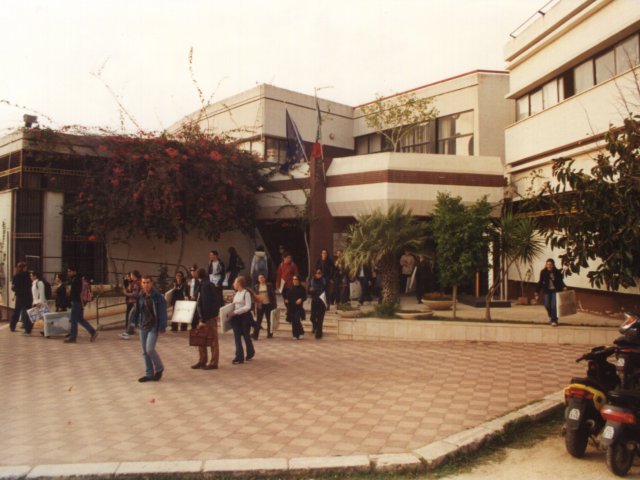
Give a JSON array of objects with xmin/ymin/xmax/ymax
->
[{"xmin": 0, "ymin": 319, "xmax": 586, "ymax": 468}]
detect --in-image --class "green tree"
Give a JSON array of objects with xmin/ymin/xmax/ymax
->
[
  {"xmin": 360, "ymin": 92, "xmax": 438, "ymax": 152},
  {"xmin": 342, "ymin": 204, "xmax": 427, "ymax": 308},
  {"xmin": 484, "ymin": 212, "xmax": 545, "ymax": 320},
  {"xmin": 432, "ymin": 193, "xmax": 492, "ymax": 319},
  {"xmin": 534, "ymin": 115, "xmax": 640, "ymax": 290}
]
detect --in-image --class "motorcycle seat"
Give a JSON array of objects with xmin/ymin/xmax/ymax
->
[
  {"xmin": 608, "ymin": 389, "xmax": 640, "ymax": 408},
  {"xmin": 614, "ymin": 336, "xmax": 640, "ymax": 347},
  {"xmin": 570, "ymin": 377, "xmax": 606, "ymax": 391}
]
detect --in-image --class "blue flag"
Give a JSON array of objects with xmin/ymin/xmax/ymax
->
[{"xmin": 282, "ymin": 109, "xmax": 307, "ymax": 174}]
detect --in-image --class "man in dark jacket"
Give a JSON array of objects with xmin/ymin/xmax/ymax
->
[
  {"xmin": 130, "ymin": 275, "xmax": 167, "ymax": 382},
  {"xmin": 64, "ymin": 266, "xmax": 98, "ymax": 343},
  {"xmin": 192, "ymin": 268, "xmax": 222, "ymax": 370},
  {"xmin": 534, "ymin": 259, "xmax": 567, "ymax": 327},
  {"xmin": 10, "ymin": 262, "xmax": 33, "ymax": 334}
]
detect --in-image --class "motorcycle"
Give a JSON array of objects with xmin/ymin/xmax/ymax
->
[
  {"xmin": 600, "ymin": 389, "xmax": 640, "ymax": 476},
  {"xmin": 597, "ymin": 312, "xmax": 640, "ymax": 476},
  {"xmin": 564, "ymin": 345, "xmax": 618, "ymax": 457},
  {"xmin": 613, "ymin": 312, "xmax": 640, "ymax": 389}
]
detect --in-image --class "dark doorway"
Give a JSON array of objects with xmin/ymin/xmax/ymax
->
[{"xmin": 256, "ymin": 220, "xmax": 309, "ymax": 281}]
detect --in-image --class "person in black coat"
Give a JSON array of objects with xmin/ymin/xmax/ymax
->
[
  {"xmin": 192, "ymin": 268, "xmax": 222, "ymax": 370},
  {"xmin": 284, "ymin": 275, "xmax": 307, "ymax": 339},
  {"xmin": 534, "ymin": 259, "xmax": 567, "ymax": 327},
  {"xmin": 309, "ymin": 269, "xmax": 327, "ymax": 339},
  {"xmin": 10, "ymin": 262, "xmax": 33, "ymax": 333},
  {"xmin": 356, "ymin": 263, "xmax": 372, "ymax": 305}
]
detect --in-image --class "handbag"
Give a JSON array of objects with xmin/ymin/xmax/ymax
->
[{"xmin": 189, "ymin": 326, "xmax": 209, "ymax": 347}]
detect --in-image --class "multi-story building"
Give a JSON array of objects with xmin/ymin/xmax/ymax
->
[
  {"xmin": 0, "ymin": 70, "xmax": 513, "ymax": 309},
  {"xmin": 174, "ymin": 71, "xmax": 513, "ymax": 286},
  {"xmin": 504, "ymin": 0, "xmax": 640, "ymax": 311}
]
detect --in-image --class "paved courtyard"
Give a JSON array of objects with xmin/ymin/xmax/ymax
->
[{"xmin": 1, "ymin": 320, "xmax": 586, "ymax": 467}]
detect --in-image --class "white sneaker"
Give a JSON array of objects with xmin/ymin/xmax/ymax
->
[
  {"xmin": 118, "ymin": 332, "xmax": 130, "ymax": 339},
  {"xmin": 299, "ymin": 334, "xmax": 304, "ymax": 339}
]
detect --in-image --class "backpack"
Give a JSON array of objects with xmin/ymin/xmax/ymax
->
[
  {"xmin": 42, "ymin": 279, "xmax": 52, "ymax": 300},
  {"xmin": 256, "ymin": 256, "xmax": 267, "ymax": 275}
]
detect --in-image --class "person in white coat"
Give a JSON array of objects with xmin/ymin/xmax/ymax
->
[{"xmin": 30, "ymin": 271, "xmax": 47, "ymax": 307}]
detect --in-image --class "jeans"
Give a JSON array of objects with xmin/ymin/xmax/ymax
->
[
  {"xmin": 10, "ymin": 297, "xmax": 30, "ymax": 332},
  {"xmin": 255, "ymin": 304, "xmax": 274, "ymax": 337},
  {"xmin": 543, "ymin": 292, "xmax": 558, "ymax": 322},
  {"xmin": 69, "ymin": 301, "xmax": 95, "ymax": 340},
  {"xmin": 231, "ymin": 312, "xmax": 254, "ymax": 362},
  {"xmin": 140, "ymin": 327, "xmax": 163, "ymax": 377}
]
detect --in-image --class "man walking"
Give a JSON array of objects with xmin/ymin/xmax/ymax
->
[
  {"xmin": 64, "ymin": 266, "xmax": 98, "ymax": 343},
  {"xmin": 130, "ymin": 275, "xmax": 167, "ymax": 382},
  {"xmin": 10, "ymin": 262, "xmax": 33, "ymax": 334}
]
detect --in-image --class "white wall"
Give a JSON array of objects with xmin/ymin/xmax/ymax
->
[
  {"xmin": 42, "ymin": 191, "xmax": 64, "ymax": 282},
  {"xmin": 109, "ymin": 229, "xmax": 262, "ymax": 286},
  {"xmin": 0, "ymin": 192, "xmax": 12, "ymax": 307}
]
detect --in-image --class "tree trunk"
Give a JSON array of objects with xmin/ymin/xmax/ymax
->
[
  {"xmin": 452, "ymin": 284, "xmax": 458, "ymax": 320},
  {"xmin": 380, "ymin": 254, "xmax": 399, "ymax": 306},
  {"xmin": 484, "ymin": 279, "xmax": 499, "ymax": 321}
]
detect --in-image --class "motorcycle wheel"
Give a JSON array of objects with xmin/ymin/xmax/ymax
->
[
  {"xmin": 606, "ymin": 442, "xmax": 634, "ymax": 477},
  {"xmin": 564, "ymin": 424, "xmax": 589, "ymax": 458}
]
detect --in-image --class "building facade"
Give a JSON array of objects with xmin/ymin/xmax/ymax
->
[
  {"xmin": 504, "ymin": 0, "xmax": 640, "ymax": 311},
  {"xmin": 176, "ymin": 71, "xmax": 513, "ymax": 285}
]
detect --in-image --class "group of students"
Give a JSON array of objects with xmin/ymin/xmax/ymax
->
[{"xmin": 10, "ymin": 262, "xmax": 97, "ymax": 343}]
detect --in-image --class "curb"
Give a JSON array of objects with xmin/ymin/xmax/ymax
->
[{"xmin": 0, "ymin": 390, "xmax": 565, "ymax": 479}]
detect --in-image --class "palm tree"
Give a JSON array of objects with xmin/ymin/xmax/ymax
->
[
  {"xmin": 484, "ymin": 212, "xmax": 545, "ymax": 321},
  {"xmin": 342, "ymin": 204, "xmax": 427, "ymax": 308}
]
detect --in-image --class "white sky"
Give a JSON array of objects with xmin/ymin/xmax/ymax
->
[{"xmin": 0, "ymin": 0, "xmax": 545, "ymax": 134}]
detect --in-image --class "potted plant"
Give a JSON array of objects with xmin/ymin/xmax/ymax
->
[
  {"xmin": 421, "ymin": 292, "xmax": 453, "ymax": 311},
  {"xmin": 337, "ymin": 303, "xmax": 361, "ymax": 318}
]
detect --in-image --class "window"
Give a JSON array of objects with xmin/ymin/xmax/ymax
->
[
  {"xmin": 616, "ymin": 34, "xmax": 640, "ymax": 73},
  {"xmin": 516, "ymin": 96, "xmax": 529, "ymax": 121},
  {"xmin": 595, "ymin": 50, "xmax": 616, "ymax": 84},
  {"xmin": 542, "ymin": 80, "xmax": 559, "ymax": 108},
  {"xmin": 355, "ymin": 136, "xmax": 369, "ymax": 155},
  {"xmin": 399, "ymin": 122, "xmax": 435, "ymax": 153},
  {"xmin": 265, "ymin": 138, "xmax": 286, "ymax": 164},
  {"xmin": 437, "ymin": 111, "xmax": 474, "ymax": 155},
  {"xmin": 529, "ymin": 89, "xmax": 543, "ymax": 115},
  {"xmin": 574, "ymin": 60, "xmax": 595, "ymax": 93},
  {"xmin": 515, "ymin": 32, "xmax": 640, "ymax": 122}
]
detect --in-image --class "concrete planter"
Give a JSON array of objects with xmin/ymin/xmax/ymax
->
[
  {"xmin": 422, "ymin": 299, "xmax": 453, "ymax": 311},
  {"xmin": 337, "ymin": 310, "xmax": 361, "ymax": 319},
  {"xmin": 396, "ymin": 310, "xmax": 434, "ymax": 320}
]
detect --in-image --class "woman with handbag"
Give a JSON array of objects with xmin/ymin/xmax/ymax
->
[
  {"xmin": 191, "ymin": 268, "xmax": 221, "ymax": 370},
  {"xmin": 228, "ymin": 275, "xmax": 255, "ymax": 364}
]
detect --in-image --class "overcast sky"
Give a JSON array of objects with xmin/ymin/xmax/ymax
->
[{"xmin": 0, "ymin": 0, "xmax": 546, "ymax": 134}]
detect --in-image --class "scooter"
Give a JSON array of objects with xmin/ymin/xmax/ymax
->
[
  {"xmin": 613, "ymin": 312, "xmax": 640, "ymax": 389},
  {"xmin": 597, "ymin": 312, "xmax": 640, "ymax": 476},
  {"xmin": 600, "ymin": 389, "xmax": 640, "ymax": 476},
  {"xmin": 564, "ymin": 345, "xmax": 618, "ymax": 457}
]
